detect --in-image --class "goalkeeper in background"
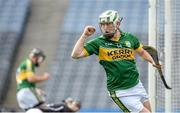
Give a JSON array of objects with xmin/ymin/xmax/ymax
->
[{"xmin": 71, "ymin": 10, "xmax": 158, "ymax": 113}]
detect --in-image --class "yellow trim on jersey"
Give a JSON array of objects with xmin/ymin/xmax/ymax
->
[
  {"xmin": 16, "ymin": 59, "xmax": 34, "ymax": 83},
  {"xmin": 99, "ymin": 47, "xmax": 135, "ymax": 61},
  {"xmin": 135, "ymin": 43, "xmax": 143, "ymax": 52},
  {"xmin": 16, "ymin": 71, "xmax": 34, "ymax": 83},
  {"xmin": 83, "ymin": 48, "xmax": 90, "ymax": 56}
]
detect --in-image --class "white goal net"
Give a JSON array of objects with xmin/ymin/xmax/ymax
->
[{"xmin": 155, "ymin": 0, "xmax": 180, "ymax": 112}]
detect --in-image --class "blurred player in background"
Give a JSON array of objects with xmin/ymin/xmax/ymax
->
[
  {"xmin": 71, "ymin": 10, "xmax": 159, "ymax": 113},
  {"xmin": 16, "ymin": 48, "xmax": 81, "ymax": 112},
  {"xmin": 16, "ymin": 48, "xmax": 49, "ymax": 111}
]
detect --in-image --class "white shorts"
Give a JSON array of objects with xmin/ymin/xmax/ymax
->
[
  {"xmin": 17, "ymin": 88, "xmax": 45, "ymax": 110},
  {"xmin": 109, "ymin": 81, "xmax": 149, "ymax": 112}
]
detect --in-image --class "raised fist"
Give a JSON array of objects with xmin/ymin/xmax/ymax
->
[
  {"xmin": 43, "ymin": 72, "xmax": 50, "ymax": 80},
  {"xmin": 83, "ymin": 26, "xmax": 96, "ymax": 37}
]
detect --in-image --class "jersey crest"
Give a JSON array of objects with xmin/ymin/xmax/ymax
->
[{"xmin": 125, "ymin": 41, "xmax": 131, "ymax": 48}]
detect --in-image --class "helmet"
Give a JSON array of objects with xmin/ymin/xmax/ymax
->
[
  {"xmin": 63, "ymin": 97, "xmax": 81, "ymax": 112},
  {"xmin": 30, "ymin": 48, "xmax": 45, "ymax": 59},
  {"xmin": 29, "ymin": 48, "xmax": 46, "ymax": 65},
  {"xmin": 99, "ymin": 10, "xmax": 120, "ymax": 26},
  {"xmin": 26, "ymin": 108, "xmax": 43, "ymax": 113},
  {"xmin": 99, "ymin": 10, "xmax": 122, "ymax": 38}
]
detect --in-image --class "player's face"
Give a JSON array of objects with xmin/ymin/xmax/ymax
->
[
  {"xmin": 100, "ymin": 22, "xmax": 115, "ymax": 33},
  {"xmin": 100, "ymin": 22, "xmax": 116, "ymax": 38},
  {"xmin": 37, "ymin": 56, "xmax": 44, "ymax": 64},
  {"xmin": 33, "ymin": 56, "xmax": 44, "ymax": 67}
]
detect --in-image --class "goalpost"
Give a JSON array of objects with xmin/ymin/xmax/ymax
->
[
  {"xmin": 164, "ymin": 0, "xmax": 172, "ymax": 112},
  {"xmin": 148, "ymin": 0, "xmax": 157, "ymax": 111}
]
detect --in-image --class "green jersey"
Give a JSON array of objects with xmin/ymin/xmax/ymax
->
[
  {"xmin": 84, "ymin": 31, "xmax": 143, "ymax": 91},
  {"xmin": 16, "ymin": 59, "xmax": 36, "ymax": 91}
]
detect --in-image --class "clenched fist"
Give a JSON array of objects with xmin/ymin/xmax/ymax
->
[
  {"xmin": 43, "ymin": 72, "xmax": 50, "ymax": 80},
  {"xmin": 82, "ymin": 26, "xmax": 96, "ymax": 37}
]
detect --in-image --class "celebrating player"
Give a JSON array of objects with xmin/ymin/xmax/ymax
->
[{"xmin": 71, "ymin": 10, "xmax": 158, "ymax": 113}]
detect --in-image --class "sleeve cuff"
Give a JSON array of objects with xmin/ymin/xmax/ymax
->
[
  {"xmin": 135, "ymin": 43, "xmax": 143, "ymax": 52},
  {"xmin": 83, "ymin": 48, "xmax": 90, "ymax": 56}
]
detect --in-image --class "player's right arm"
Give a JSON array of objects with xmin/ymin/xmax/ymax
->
[
  {"xmin": 27, "ymin": 72, "xmax": 49, "ymax": 83},
  {"xmin": 71, "ymin": 26, "xmax": 96, "ymax": 59},
  {"xmin": 16, "ymin": 61, "xmax": 50, "ymax": 84}
]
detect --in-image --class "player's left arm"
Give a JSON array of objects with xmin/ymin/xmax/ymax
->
[
  {"xmin": 136, "ymin": 47, "xmax": 153, "ymax": 63},
  {"xmin": 132, "ymin": 34, "xmax": 160, "ymax": 68},
  {"xmin": 136, "ymin": 47, "xmax": 158, "ymax": 68}
]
